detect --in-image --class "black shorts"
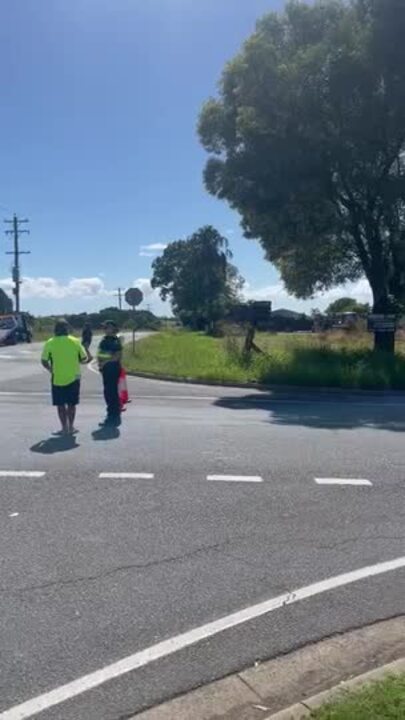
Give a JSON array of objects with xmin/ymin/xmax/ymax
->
[{"xmin": 52, "ymin": 380, "xmax": 80, "ymax": 406}]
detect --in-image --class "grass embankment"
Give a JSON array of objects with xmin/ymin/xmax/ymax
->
[
  {"xmin": 123, "ymin": 330, "xmax": 405, "ymax": 390},
  {"xmin": 309, "ymin": 675, "xmax": 405, "ymax": 720}
]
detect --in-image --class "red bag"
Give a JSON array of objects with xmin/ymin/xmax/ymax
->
[{"xmin": 118, "ymin": 368, "xmax": 129, "ymax": 411}]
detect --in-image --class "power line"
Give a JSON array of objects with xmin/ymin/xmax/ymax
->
[{"xmin": 4, "ymin": 214, "xmax": 30, "ymax": 313}]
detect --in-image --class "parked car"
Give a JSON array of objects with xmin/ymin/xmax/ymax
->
[{"xmin": 0, "ymin": 313, "xmax": 32, "ymax": 345}]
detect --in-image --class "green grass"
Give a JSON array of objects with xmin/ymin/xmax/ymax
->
[
  {"xmin": 123, "ymin": 330, "xmax": 405, "ymax": 390},
  {"xmin": 309, "ymin": 675, "xmax": 405, "ymax": 719},
  {"xmin": 124, "ymin": 331, "xmax": 247, "ymax": 383}
]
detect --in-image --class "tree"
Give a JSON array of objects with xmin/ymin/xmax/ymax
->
[
  {"xmin": 326, "ymin": 297, "xmax": 370, "ymax": 315},
  {"xmin": 0, "ymin": 289, "xmax": 13, "ymax": 314},
  {"xmin": 198, "ymin": 0, "xmax": 405, "ymax": 352},
  {"xmin": 151, "ymin": 226, "xmax": 244, "ymax": 331}
]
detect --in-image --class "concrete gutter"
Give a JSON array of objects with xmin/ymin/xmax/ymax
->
[
  {"xmin": 131, "ymin": 617, "xmax": 404, "ymax": 720},
  {"xmin": 265, "ymin": 657, "xmax": 405, "ymax": 719},
  {"xmin": 126, "ymin": 369, "xmax": 405, "ymax": 398}
]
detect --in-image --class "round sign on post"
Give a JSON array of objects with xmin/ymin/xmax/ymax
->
[
  {"xmin": 125, "ymin": 287, "xmax": 143, "ymax": 308},
  {"xmin": 125, "ymin": 288, "xmax": 144, "ymax": 354}
]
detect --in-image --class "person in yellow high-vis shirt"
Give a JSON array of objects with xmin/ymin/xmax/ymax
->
[{"xmin": 41, "ymin": 319, "xmax": 91, "ymax": 434}]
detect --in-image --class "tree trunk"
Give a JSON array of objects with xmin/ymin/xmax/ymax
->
[{"xmin": 374, "ymin": 330, "xmax": 395, "ymax": 353}]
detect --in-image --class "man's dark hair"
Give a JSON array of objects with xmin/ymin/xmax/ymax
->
[
  {"xmin": 54, "ymin": 319, "xmax": 69, "ymax": 336},
  {"xmin": 103, "ymin": 319, "xmax": 118, "ymax": 330}
]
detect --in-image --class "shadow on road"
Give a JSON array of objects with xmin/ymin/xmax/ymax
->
[
  {"xmin": 92, "ymin": 426, "xmax": 120, "ymax": 441},
  {"xmin": 214, "ymin": 393, "xmax": 405, "ymax": 432},
  {"xmin": 30, "ymin": 435, "xmax": 80, "ymax": 454}
]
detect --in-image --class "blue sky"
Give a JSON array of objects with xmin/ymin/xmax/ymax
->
[{"xmin": 0, "ymin": 0, "xmax": 370, "ymax": 316}]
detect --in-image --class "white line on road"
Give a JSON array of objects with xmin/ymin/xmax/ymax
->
[
  {"xmin": 207, "ymin": 474, "xmax": 263, "ymax": 483},
  {"xmin": 315, "ymin": 478, "xmax": 373, "ymax": 487},
  {"xmin": 99, "ymin": 472, "xmax": 154, "ymax": 480},
  {"xmin": 87, "ymin": 360, "xmax": 99, "ymax": 374},
  {"xmin": 1, "ymin": 556, "xmax": 403, "ymax": 720},
  {"xmin": 0, "ymin": 389, "xmax": 404, "ymax": 407},
  {"xmin": 0, "ymin": 471, "xmax": 45, "ymax": 478}
]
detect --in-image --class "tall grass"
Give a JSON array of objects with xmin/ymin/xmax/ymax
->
[{"xmin": 123, "ymin": 330, "xmax": 405, "ymax": 390}]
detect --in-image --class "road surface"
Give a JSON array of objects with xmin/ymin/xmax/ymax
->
[{"xmin": 0, "ymin": 339, "xmax": 404, "ymax": 719}]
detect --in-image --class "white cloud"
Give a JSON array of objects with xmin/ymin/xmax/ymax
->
[
  {"xmin": 132, "ymin": 277, "xmax": 154, "ymax": 298},
  {"xmin": 0, "ymin": 276, "xmax": 112, "ymax": 300},
  {"xmin": 139, "ymin": 243, "xmax": 167, "ymax": 258},
  {"xmin": 144, "ymin": 243, "xmax": 167, "ymax": 251},
  {"xmin": 244, "ymin": 278, "xmax": 372, "ymax": 312}
]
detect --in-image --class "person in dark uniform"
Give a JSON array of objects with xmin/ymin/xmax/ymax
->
[
  {"xmin": 97, "ymin": 320, "xmax": 122, "ymax": 426},
  {"xmin": 81, "ymin": 322, "xmax": 93, "ymax": 351}
]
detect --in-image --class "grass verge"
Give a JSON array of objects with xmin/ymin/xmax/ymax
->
[
  {"xmin": 123, "ymin": 330, "xmax": 405, "ymax": 390},
  {"xmin": 309, "ymin": 675, "xmax": 405, "ymax": 719}
]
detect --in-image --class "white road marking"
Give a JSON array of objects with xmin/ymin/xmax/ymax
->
[
  {"xmin": 315, "ymin": 478, "xmax": 373, "ymax": 487},
  {"xmin": 0, "ymin": 471, "xmax": 45, "ymax": 478},
  {"xmin": 1, "ymin": 556, "xmax": 403, "ymax": 720},
  {"xmin": 0, "ymin": 354, "xmax": 15, "ymax": 360},
  {"xmin": 9, "ymin": 512, "xmax": 19, "ymax": 518},
  {"xmin": 207, "ymin": 474, "xmax": 263, "ymax": 483},
  {"xmin": 87, "ymin": 360, "xmax": 99, "ymax": 374},
  {"xmin": 0, "ymin": 389, "xmax": 403, "ymax": 408},
  {"xmin": 0, "ymin": 391, "xmax": 51, "ymax": 397},
  {"xmin": 99, "ymin": 472, "xmax": 154, "ymax": 480}
]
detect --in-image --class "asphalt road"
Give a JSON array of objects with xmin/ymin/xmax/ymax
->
[{"xmin": 0, "ymin": 338, "xmax": 404, "ymax": 719}]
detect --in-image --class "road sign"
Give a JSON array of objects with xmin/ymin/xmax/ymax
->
[
  {"xmin": 125, "ymin": 287, "xmax": 143, "ymax": 308},
  {"xmin": 367, "ymin": 314, "xmax": 397, "ymax": 333}
]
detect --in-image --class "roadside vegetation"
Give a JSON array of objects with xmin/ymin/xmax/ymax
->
[
  {"xmin": 123, "ymin": 330, "xmax": 405, "ymax": 390},
  {"xmin": 309, "ymin": 675, "xmax": 405, "ymax": 720},
  {"xmin": 31, "ymin": 307, "xmax": 161, "ymax": 342}
]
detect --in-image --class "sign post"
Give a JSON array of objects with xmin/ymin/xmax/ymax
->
[{"xmin": 124, "ymin": 288, "xmax": 144, "ymax": 354}]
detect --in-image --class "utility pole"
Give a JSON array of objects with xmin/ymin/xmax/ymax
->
[
  {"xmin": 115, "ymin": 287, "xmax": 123, "ymax": 310},
  {"xmin": 4, "ymin": 215, "xmax": 30, "ymax": 313}
]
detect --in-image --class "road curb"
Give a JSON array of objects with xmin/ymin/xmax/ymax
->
[
  {"xmin": 125, "ymin": 369, "xmax": 405, "ymax": 397},
  {"xmin": 131, "ymin": 617, "xmax": 405, "ymax": 720},
  {"xmin": 264, "ymin": 657, "xmax": 405, "ymax": 719}
]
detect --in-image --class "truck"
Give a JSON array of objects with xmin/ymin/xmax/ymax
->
[{"xmin": 0, "ymin": 313, "xmax": 32, "ymax": 346}]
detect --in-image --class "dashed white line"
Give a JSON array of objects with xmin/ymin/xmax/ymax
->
[
  {"xmin": 0, "ymin": 471, "xmax": 45, "ymax": 478},
  {"xmin": 98, "ymin": 472, "xmax": 154, "ymax": 480},
  {"xmin": 207, "ymin": 474, "xmax": 263, "ymax": 483},
  {"xmin": 0, "ymin": 556, "xmax": 403, "ymax": 720},
  {"xmin": 315, "ymin": 478, "xmax": 372, "ymax": 487}
]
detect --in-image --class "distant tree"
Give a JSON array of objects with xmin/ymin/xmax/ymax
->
[
  {"xmin": 36, "ymin": 308, "xmax": 161, "ymax": 332},
  {"xmin": 151, "ymin": 226, "xmax": 244, "ymax": 331},
  {"xmin": 326, "ymin": 297, "xmax": 371, "ymax": 315},
  {"xmin": 198, "ymin": 0, "xmax": 405, "ymax": 352},
  {"xmin": 0, "ymin": 289, "xmax": 13, "ymax": 314}
]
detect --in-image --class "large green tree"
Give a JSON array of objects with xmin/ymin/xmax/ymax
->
[
  {"xmin": 326, "ymin": 297, "xmax": 370, "ymax": 315},
  {"xmin": 151, "ymin": 226, "xmax": 243, "ymax": 331},
  {"xmin": 198, "ymin": 0, "xmax": 405, "ymax": 351}
]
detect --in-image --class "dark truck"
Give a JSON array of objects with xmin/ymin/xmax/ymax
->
[{"xmin": 0, "ymin": 313, "xmax": 32, "ymax": 345}]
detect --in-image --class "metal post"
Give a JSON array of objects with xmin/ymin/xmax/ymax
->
[{"xmin": 4, "ymin": 214, "xmax": 30, "ymax": 313}]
